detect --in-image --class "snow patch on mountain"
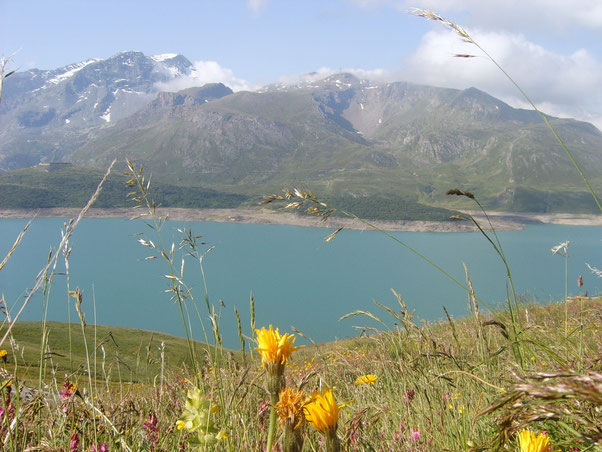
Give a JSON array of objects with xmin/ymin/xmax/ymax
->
[
  {"xmin": 151, "ymin": 53, "xmax": 179, "ymax": 62},
  {"xmin": 101, "ymin": 107, "xmax": 111, "ymax": 122},
  {"xmin": 47, "ymin": 59, "xmax": 101, "ymax": 85}
]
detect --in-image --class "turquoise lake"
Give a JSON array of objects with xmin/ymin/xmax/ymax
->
[{"xmin": 0, "ymin": 217, "xmax": 600, "ymax": 348}]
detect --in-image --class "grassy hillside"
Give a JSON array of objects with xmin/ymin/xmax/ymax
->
[
  {"xmin": 1, "ymin": 321, "xmax": 221, "ymax": 384},
  {"xmin": 323, "ymin": 194, "xmax": 460, "ymax": 221},
  {"xmin": 0, "ymin": 163, "xmax": 468, "ymax": 221},
  {"xmin": 0, "ymin": 164, "xmax": 251, "ymax": 209}
]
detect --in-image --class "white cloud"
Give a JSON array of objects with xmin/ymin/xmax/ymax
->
[
  {"xmin": 403, "ymin": 29, "xmax": 602, "ymax": 129},
  {"xmin": 412, "ymin": 0, "xmax": 602, "ymax": 31},
  {"xmin": 155, "ymin": 61, "xmax": 255, "ymax": 93},
  {"xmin": 247, "ymin": 0, "xmax": 269, "ymax": 14},
  {"xmin": 351, "ymin": 0, "xmax": 602, "ymax": 31},
  {"xmin": 276, "ymin": 66, "xmax": 390, "ymax": 86}
]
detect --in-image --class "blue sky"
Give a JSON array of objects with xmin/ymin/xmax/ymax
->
[{"xmin": 2, "ymin": 0, "xmax": 602, "ymax": 127}]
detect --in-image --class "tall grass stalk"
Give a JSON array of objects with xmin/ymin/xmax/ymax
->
[
  {"xmin": 125, "ymin": 160, "xmax": 200, "ymax": 384},
  {"xmin": 411, "ymin": 8, "xmax": 602, "ymax": 213},
  {"xmin": 63, "ymin": 237, "xmax": 75, "ymax": 373},
  {"xmin": 447, "ymin": 189, "xmax": 525, "ymax": 367},
  {"xmin": 0, "ymin": 56, "xmax": 15, "ymax": 105},
  {"xmin": 125, "ymin": 160, "xmax": 233, "ymax": 415},
  {"xmin": 38, "ymin": 247, "xmax": 55, "ymax": 389},
  {"xmin": 70, "ymin": 288, "xmax": 99, "ymax": 445},
  {"xmin": 551, "ymin": 241, "xmax": 570, "ymax": 338}
]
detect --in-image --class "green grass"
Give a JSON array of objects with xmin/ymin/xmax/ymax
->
[
  {"xmin": 0, "ymin": 321, "xmax": 222, "ymax": 385},
  {"xmin": 0, "ymin": 298, "xmax": 599, "ymax": 451}
]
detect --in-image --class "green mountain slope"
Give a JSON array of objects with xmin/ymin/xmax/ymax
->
[
  {"xmin": 67, "ymin": 75, "xmax": 602, "ymax": 212},
  {"xmin": 3, "ymin": 70, "xmax": 602, "ymax": 213},
  {"xmin": 0, "ymin": 165, "xmax": 250, "ymax": 208}
]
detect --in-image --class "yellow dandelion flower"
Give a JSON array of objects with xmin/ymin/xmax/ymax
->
[
  {"xmin": 304, "ymin": 387, "xmax": 346, "ymax": 434},
  {"xmin": 518, "ymin": 429, "xmax": 560, "ymax": 452},
  {"xmin": 355, "ymin": 374, "xmax": 378, "ymax": 385},
  {"xmin": 255, "ymin": 325, "xmax": 304, "ymax": 366},
  {"xmin": 0, "ymin": 350, "xmax": 7, "ymax": 358},
  {"xmin": 276, "ymin": 387, "xmax": 308, "ymax": 430}
]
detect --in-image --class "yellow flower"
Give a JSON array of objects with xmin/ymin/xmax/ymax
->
[
  {"xmin": 275, "ymin": 387, "xmax": 308, "ymax": 430},
  {"xmin": 304, "ymin": 387, "xmax": 345, "ymax": 434},
  {"xmin": 518, "ymin": 429, "xmax": 560, "ymax": 452},
  {"xmin": 176, "ymin": 387, "xmax": 219, "ymax": 432},
  {"xmin": 255, "ymin": 325, "xmax": 304, "ymax": 366},
  {"xmin": 355, "ymin": 374, "xmax": 378, "ymax": 385},
  {"xmin": 0, "ymin": 350, "xmax": 7, "ymax": 358}
]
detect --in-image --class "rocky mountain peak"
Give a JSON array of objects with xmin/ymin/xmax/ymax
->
[
  {"xmin": 0, "ymin": 51, "xmax": 196, "ymax": 134},
  {"xmin": 320, "ymin": 72, "xmax": 361, "ymax": 88}
]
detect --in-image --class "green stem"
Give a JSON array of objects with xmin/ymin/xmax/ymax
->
[
  {"xmin": 468, "ymin": 200, "xmax": 524, "ymax": 367},
  {"xmin": 325, "ymin": 432, "xmax": 341, "ymax": 452},
  {"xmin": 564, "ymin": 251, "xmax": 568, "ymax": 338},
  {"xmin": 265, "ymin": 393, "xmax": 279, "ymax": 452}
]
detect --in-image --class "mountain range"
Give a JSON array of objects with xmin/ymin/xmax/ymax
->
[{"xmin": 1, "ymin": 51, "xmax": 601, "ymax": 213}]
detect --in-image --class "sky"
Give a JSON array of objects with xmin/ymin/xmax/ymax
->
[{"xmin": 2, "ymin": 0, "xmax": 602, "ymax": 128}]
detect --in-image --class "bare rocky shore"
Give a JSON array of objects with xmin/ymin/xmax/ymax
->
[{"xmin": 1, "ymin": 207, "xmax": 601, "ymax": 232}]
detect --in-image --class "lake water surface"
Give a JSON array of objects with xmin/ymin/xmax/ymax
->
[{"xmin": 0, "ymin": 217, "xmax": 600, "ymax": 348}]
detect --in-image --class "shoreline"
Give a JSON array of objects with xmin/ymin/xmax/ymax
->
[{"xmin": 1, "ymin": 207, "xmax": 601, "ymax": 232}]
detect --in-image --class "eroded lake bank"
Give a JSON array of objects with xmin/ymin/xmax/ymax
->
[{"xmin": 1, "ymin": 207, "xmax": 601, "ymax": 232}]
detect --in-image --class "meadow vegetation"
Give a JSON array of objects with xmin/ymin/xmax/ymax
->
[{"xmin": 0, "ymin": 287, "xmax": 600, "ymax": 450}]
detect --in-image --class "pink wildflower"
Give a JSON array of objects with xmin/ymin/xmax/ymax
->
[
  {"xmin": 89, "ymin": 445, "xmax": 109, "ymax": 452},
  {"xmin": 60, "ymin": 381, "xmax": 77, "ymax": 399},
  {"xmin": 410, "ymin": 428, "xmax": 421, "ymax": 442},
  {"xmin": 143, "ymin": 411, "xmax": 159, "ymax": 445},
  {"xmin": 69, "ymin": 431, "xmax": 80, "ymax": 452},
  {"xmin": 258, "ymin": 400, "xmax": 270, "ymax": 429}
]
